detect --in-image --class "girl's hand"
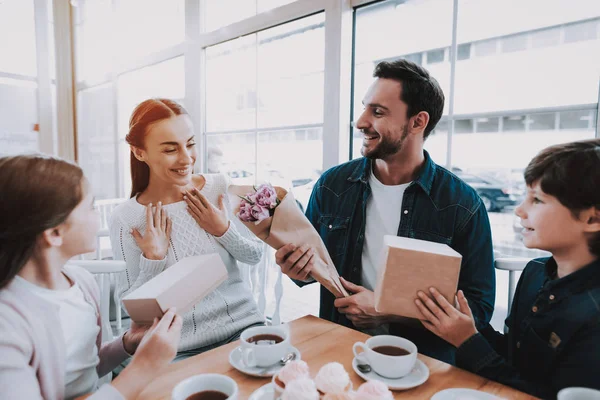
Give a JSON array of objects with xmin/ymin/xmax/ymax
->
[
  {"xmin": 132, "ymin": 202, "xmax": 172, "ymax": 260},
  {"xmin": 415, "ymin": 288, "xmax": 478, "ymax": 348},
  {"xmin": 184, "ymin": 188, "xmax": 229, "ymax": 237},
  {"xmin": 110, "ymin": 309, "xmax": 182, "ymax": 399}
]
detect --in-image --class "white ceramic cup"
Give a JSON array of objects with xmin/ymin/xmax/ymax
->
[
  {"xmin": 353, "ymin": 335, "xmax": 417, "ymax": 379},
  {"xmin": 240, "ymin": 325, "xmax": 290, "ymax": 368},
  {"xmin": 171, "ymin": 373, "xmax": 238, "ymax": 400},
  {"xmin": 558, "ymin": 387, "xmax": 600, "ymax": 400}
]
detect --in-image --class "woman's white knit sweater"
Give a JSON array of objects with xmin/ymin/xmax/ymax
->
[{"xmin": 109, "ymin": 173, "xmax": 265, "ymax": 351}]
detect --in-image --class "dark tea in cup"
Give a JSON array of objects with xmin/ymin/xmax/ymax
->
[
  {"xmin": 185, "ymin": 390, "xmax": 228, "ymax": 400},
  {"xmin": 246, "ymin": 334, "xmax": 284, "ymax": 345},
  {"xmin": 372, "ymin": 345, "xmax": 410, "ymax": 356}
]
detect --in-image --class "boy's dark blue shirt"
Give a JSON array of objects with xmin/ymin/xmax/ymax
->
[
  {"xmin": 303, "ymin": 151, "xmax": 496, "ymax": 364},
  {"xmin": 457, "ymin": 256, "xmax": 600, "ymax": 399}
]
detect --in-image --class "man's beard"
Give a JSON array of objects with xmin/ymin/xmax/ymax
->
[{"xmin": 361, "ymin": 124, "xmax": 409, "ymax": 160}]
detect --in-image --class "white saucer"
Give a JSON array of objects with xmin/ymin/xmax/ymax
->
[
  {"xmin": 431, "ymin": 388, "xmax": 503, "ymax": 400},
  {"xmin": 249, "ymin": 383, "xmax": 275, "ymax": 400},
  {"xmin": 352, "ymin": 357, "xmax": 429, "ymax": 391},
  {"xmin": 229, "ymin": 346, "xmax": 301, "ymax": 378}
]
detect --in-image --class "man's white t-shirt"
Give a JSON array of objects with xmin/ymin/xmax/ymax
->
[
  {"xmin": 13, "ymin": 276, "xmax": 100, "ymax": 400},
  {"xmin": 359, "ymin": 169, "xmax": 411, "ymax": 335},
  {"xmin": 361, "ymin": 172, "xmax": 411, "ymax": 292}
]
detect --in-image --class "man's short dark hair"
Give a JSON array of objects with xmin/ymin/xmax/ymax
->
[
  {"xmin": 373, "ymin": 59, "xmax": 445, "ymax": 139},
  {"xmin": 524, "ymin": 139, "xmax": 600, "ymax": 256}
]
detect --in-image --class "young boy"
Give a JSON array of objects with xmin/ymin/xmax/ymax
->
[{"xmin": 415, "ymin": 139, "xmax": 600, "ymax": 399}]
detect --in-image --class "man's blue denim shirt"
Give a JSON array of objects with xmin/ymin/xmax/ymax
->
[
  {"xmin": 303, "ymin": 151, "xmax": 495, "ymax": 364},
  {"xmin": 457, "ymin": 257, "xmax": 600, "ymax": 399}
]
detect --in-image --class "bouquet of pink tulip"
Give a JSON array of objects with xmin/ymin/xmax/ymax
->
[
  {"xmin": 237, "ymin": 184, "xmax": 280, "ymax": 224},
  {"xmin": 229, "ymin": 183, "xmax": 349, "ymax": 298}
]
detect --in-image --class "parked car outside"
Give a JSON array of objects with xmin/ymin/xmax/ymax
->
[{"xmin": 456, "ymin": 172, "xmax": 518, "ymax": 212}]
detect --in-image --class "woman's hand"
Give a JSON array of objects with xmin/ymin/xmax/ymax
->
[
  {"xmin": 129, "ymin": 308, "xmax": 182, "ymax": 370},
  {"xmin": 132, "ymin": 202, "xmax": 172, "ymax": 260},
  {"xmin": 184, "ymin": 188, "xmax": 229, "ymax": 237},
  {"xmin": 122, "ymin": 321, "xmax": 149, "ymax": 355},
  {"xmin": 415, "ymin": 288, "xmax": 478, "ymax": 348}
]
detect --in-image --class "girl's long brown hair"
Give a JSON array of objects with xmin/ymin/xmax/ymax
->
[
  {"xmin": 126, "ymin": 98, "xmax": 189, "ymax": 198},
  {"xmin": 0, "ymin": 155, "xmax": 84, "ymax": 289}
]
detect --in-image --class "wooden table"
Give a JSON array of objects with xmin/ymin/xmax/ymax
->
[{"xmin": 138, "ymin": 315, "xmax": 537, "ymax": 399}]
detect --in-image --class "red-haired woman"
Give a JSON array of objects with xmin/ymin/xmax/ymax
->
[{"xmin": 110, "ymin": 99, "xmax": 265, "ymax": 360}]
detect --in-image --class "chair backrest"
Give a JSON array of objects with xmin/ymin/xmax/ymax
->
[
  {"xmin": 94, "ymin": 198, "xmax": 126, "ymax": 260},
  {"xmin": 67, "ymin": 259, "xmax": 126, "ymax": 341},
  {"xmin": 494, "ymin": 257, "xmax": 529, "ymax": 332},
  {"xmin": 66, "ymin": 259, "xmax": 126, "ymax": 384},
  {"xmin": 95, "ymin": 198, "xmax": 126, "ymax": 231}
]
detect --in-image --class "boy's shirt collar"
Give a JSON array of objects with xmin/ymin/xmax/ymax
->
[{"xmin": 543, "ymin": 256, "xmax": 600, "ymax": 296}]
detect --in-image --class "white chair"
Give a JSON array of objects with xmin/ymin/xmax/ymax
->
[
  {"xmin": 243, "ymin": 244, "xmax": 284, "ymax": 325},
  {"xmin": 67, "ymin": 259, "xmax": 126, "ymax": 341},
  {"xmin": 92, "ymin": 199, "xmax": 127, "ymax": 331},
  {"xmin": 94, "ymin": 198, "xmax": 126, "ymax": 260},
  {"xmin": 66, "ymin": 259, "xmax": 126, "ymax": 384},
  {"xmin": 494, "ymin": 257, "xmax": 529, "ymax": 333}
]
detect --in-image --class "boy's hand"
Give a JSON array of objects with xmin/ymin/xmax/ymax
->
[{"xmin": 415, "ymin": 288, "xmax": 478, "ymax": 348}]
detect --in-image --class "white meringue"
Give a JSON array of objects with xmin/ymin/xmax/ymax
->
[
  {"xmin": 278, "ymin": 360, "xmax": 310, "ymax": 385},
  {"xmin": 315, "ymin": 362, "xmax": 352, "ymax": 394},
  {"xmin": 282, "ymin": 378, "xmax": 320, "ymax": 400},
  {"xmin": 356, "ymin": 380, "xmax": 393, "ymax": 400}
]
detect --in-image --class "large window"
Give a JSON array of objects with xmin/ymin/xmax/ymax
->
[
  {"xmin": 452, "ymin": 0, "xmax": 599, "ymax": 260},
  {"xmin": 205, "ymin": 13, "xmax": 325, "ymax": 213},
  {"xmin": 0, "ymin": 0, "xmax": 37, "ymax": 76},
  {"xmin": 74, "ymin": 0, "xmax": 185, "ymax": 199},
  {"xmin": 205, "ymin": 13, "xmax": 325, "ymax": 319},
  {"xmin": 73, "ymin": 0, "xmax": 113, "ymax": 84},
  {"xmin": 0, "ymin": 0, "xmax": 39, "ymax": 155},
  {"xmin": 114, "ymin": 0, "xmax": 185, "ymax": 66},
  {"xmin": 353, "ymin": 0, "xmax": 599, "ymax": 329},
  {"xmin": 353, "ymin": 0, "xmax": 600, "ymax": 260},
  {"xmin": 77, "ymin": 84, "xmax": 117, "ymax": 200},
  {"xmin": 68, "ymin": 0, "xmax": 599, "ymax": 324},
  {"xmin": 203, "ymin": 0, "xmax": 297, "ymax": 32},
  {"xmin": 352, "ymin": 0, "xmax": 453, "ymax": 165},
  {"xmin": 117, "ymin": 57, "xmax": 185, "ymax": 198}
]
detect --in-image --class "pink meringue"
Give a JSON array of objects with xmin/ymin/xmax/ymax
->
[
  {"xmin": 322, "ymin": 393, "xmax": 355, "ymax": 400},
  {"xmin": 282, "ymin": 378, "xmax": 320, "ymax": 400},
  {"xmin": 356, "ymin": 380, "xmax": 393, "ymax": 399},
  {"xmin": 315, "ymin": 362, "xmax": 352, "ymax": 394},
  {"xmin": 278, "ymin": 360, "xmax": 311, "ymax": 385}
]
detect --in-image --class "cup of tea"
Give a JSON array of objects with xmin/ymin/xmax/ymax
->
[
  {"xmin": 352, "ymin": 335, "xmax": 417, "ymax": 379},
  {"xmin": 240, "ymin": 325, "xmax": 290, "ymax": 368},
  {"xmin": 171, "ymin": 374, "xmax": 238, "ymax": 400},
  {"xmin": 558, "ymin": 387, "xmax": 600, "ymax": 400}
]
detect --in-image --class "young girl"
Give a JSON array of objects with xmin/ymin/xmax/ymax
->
[
  {"xmin": 415, "ymin": 140, "xmax": 600, "ymax": 398},
  {"xmin": 0, "ymin": 155, "xmax": 182, "ymax": 400},
  {"xmin": 111, "ymin": 98, "xmax": 265, "ymax": 360}
]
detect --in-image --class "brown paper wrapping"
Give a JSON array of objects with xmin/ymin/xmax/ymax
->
[
  {"xmin": 374, "ymin": 235, "xmax": 462, "ymax": 319},
  {"xmin": 229, "ymin": 185, "xmax": 349, "ymax": 298}
]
